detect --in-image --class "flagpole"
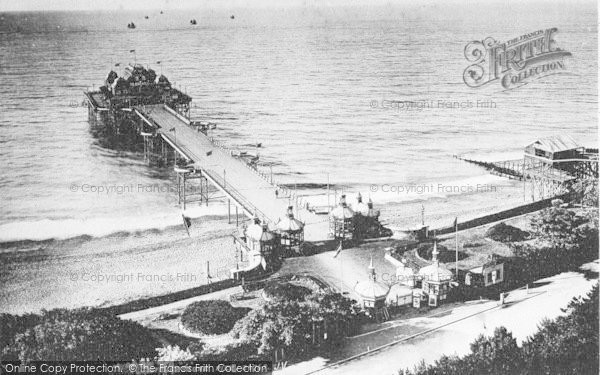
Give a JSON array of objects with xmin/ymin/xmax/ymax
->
[
  {"xmin": 327, "ymin": 173, "xmax": 330, "ymax": 214},
  {"xmin": 455, "ymin": 217, "xmax": 459, "ymax": 279}
]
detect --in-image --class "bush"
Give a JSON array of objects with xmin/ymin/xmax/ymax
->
[
  {"xmin": 1, "ymin": 308, "xmax": 159, "ymax": 361},
  {"xmin": 262, "ymin": 282, "xmax": 311, "ymax": 301},
  {"xmin": 0, "ymin": 313, "xmax": 41, "ymax": 354},
  {"xmin": 416, "ymin": 243, "xmax": 467, "ymax": 263},
  {"xmin": 181, "ymin": 300, "xmax": 248, "ymax": 335},
  {"xmin": 232, "ymin": 292, "xmax": 356, "ymax": 358},
  {"xmin": 510, "ymin": 207, "xmax": 598, "ymax": 279},
  {"xmin": 485, "ymin": 222, "xmax": 530, "ymax": 242}
]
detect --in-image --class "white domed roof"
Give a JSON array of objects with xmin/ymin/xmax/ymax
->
[
  {"xmin": 355, "ymin": 279, "xmax": 390, "ymax": 300},
  {"xmin": 246, "ymin": 218, "xmax": 276, "ymax": 242},
  {"xmin": 354, "ymin": 257, "xmax": 390, "ymax": 300},
  {"xmin": 276, "ymin": 206, "xmax": 304, "ymax": 232},
  {"xmin": 352, "ymin": 193, "xmax": 370, "ymax": 215},
  {"xmin": 331, "ymin": 195, "xmax": 354, "ymax": 219},
  {"xmin": 418, "ymin": 263, "xmax": 453, "ymax": 282},
  {"xmin": 417, "ymin": 241, "xmax": 453, "ymax": 282}
]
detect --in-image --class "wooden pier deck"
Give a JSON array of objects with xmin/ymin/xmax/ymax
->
[
  {"xmin": 136, "ymin": 104, "xmax": 287, "ymax": 222},
  {"xmin": 134, "ymin": 104, "xmax": 328, "ymax": 239}
]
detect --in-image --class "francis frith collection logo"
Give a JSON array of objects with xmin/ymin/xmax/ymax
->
[{"xmin": 463, "ymin": 28, "xmax": 572, "ymax": 90}]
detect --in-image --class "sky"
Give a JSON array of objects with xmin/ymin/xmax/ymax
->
[{"xmin": 0, "ymin": 0, "xmax": 590, "ymax": 13}]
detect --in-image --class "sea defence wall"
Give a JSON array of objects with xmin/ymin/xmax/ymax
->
[{"xmin": 433, "ymin": 193, "xmax": 572, "ymax": 235}]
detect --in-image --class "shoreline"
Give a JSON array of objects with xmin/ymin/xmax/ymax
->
[{"xmin": 0, "ymin": 180, "xmax": 539, "ymax": 315}]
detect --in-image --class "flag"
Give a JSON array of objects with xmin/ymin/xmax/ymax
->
[
  {"xmin": 115, "ymin": 63, "xmax": 120, "ymax": 67},
  {"xmin": 130, "ymin": 49, "xmax": 135, "ymax": 53},
  {"xmin": 182, "ymin": 214, "xmax": 192, "ymax": 237},
  {"xmin": 453, "ymin": 217, "xmax": 458, "ymax": 231},
  {"xmin": 332, "ymin": 240, "xmax": 343, "ymax": 258},
  {"xmin": 169, "ymin": 127, "xmax": 176, "ymax": 132},
  {"xmin": 206, "ymin": 150, "xmax": 213, "ymax": 156}
]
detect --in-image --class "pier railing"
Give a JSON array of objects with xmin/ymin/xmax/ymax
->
[
  {"xmin": 136, "ymin": 104, "xmax": 298, "ymax": 216},
  {"xmin": 201, "ymin": 167, "xmax": 272, "ymax": 224},
  {"xmin": 206, "ymin": 135, "xmax": 292, "ymax": 198}
]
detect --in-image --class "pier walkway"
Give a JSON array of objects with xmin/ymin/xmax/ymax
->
[
  {"xmin": 133, "ymin": 104, "xmax": 328, "ymax": 239},
  {"xmin": 135, "ymin": 104, "xmax": 288, "ymax": 223}
]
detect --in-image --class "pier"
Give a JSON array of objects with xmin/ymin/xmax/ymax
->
[
  {"xmin": 455, "ymin": 136, "xmax": 598, "ymax": 202},
  {"xmin": 84, "ymin": 66, "xmax": 329, "ymax": 244},
  {"xmin": 133, "ymin": 104, "xmax": 291, "ymax": 224}
]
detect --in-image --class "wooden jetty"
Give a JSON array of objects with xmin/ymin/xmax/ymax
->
[
  {"xmin": 455, "ymin": 136, "xmax": 598, "ymax": 202},
  {"xmin": 454, "ymin": 155, "xmax": 525, "ymax": 180}
]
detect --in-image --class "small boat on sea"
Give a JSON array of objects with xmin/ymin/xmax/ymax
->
[
  {"xmin": 145, "ymin": 15, "xmax": 149, "ymax": 19},
  {"xmin": 127, "ymin": 22, "xmax": 136, "ymax": 29},
  {"xmin": 190, "ymin": 19, "xmax": 197, "ymax": 25},
  {"xmin": 230, "ymin": 15, "xmax": 235, "ymax": 19}
]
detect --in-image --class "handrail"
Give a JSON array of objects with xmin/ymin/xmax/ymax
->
[
  {"xmin": 202, "ymin": 168, "xmax": 272, "ymax": 224},
  {"xmin": 136, "ymin": 105, "xmax": 294, "ymax": 220}
]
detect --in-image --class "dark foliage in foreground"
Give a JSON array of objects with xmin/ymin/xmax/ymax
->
[
  {"xmin": 262, "ymin": 281, "xmax": 312, "ymax": 301},
  {"xmin": 180, "ymin": 300, "xmax": 249, "ymax": 335},
  {"xmin": 403, "ymin": 285, "xmax": 598, "ymax": 375},
  {"xmin": 510, "ymin": 204, "xmax": 598, "ymax": 280},
  {"xmin": 230, "ymin": 292, "xmax": 356, "ymax": 358},
  {"xmin": 1, "ymin": 308, "xmax": 159, "ymax": 361},
  {"xmin": 485, "ymin": 222, "xmax": 530, "ymax": 242}
]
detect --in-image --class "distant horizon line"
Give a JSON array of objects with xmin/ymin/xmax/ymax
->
[{"xmin": 2, "ymin": 0, "xmax": 594, "ymax": 14}]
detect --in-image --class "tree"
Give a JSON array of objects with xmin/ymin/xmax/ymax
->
[
  {"xmin": 232, "ymin": 299, "xmax": 309, "ymax": 355},
  {"xmin": 521, "ymin": 285, "xmax": 598, "ymax": 375},
  {"xmin": 530, "ymin": 201, "xmax": 598, "ymax": 254},
  {"xmin": 2, "ymin": 308, "xmax": 159, "ymax": 361},
  {"xmin": 511, "ymin": 203, "xmax": 598, "ymax": 278},
  {"xmin": 181, "ymin": 300, "xmax": 249, "ymax": 335},
  {"xmin": 231, "ymin": 292, "xmax": 356, "ymax": 358},
  {"xmin": 262, "ymin": 282, "xmax": 312, "ymax": 301},
  {"xmin": 469, "ymin": 327, "xmax": 525, "ymax": 374}
]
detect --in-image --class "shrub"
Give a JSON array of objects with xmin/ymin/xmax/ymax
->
[
  {"xmin": 416, "ymin": 243, "xmax": 467, "ymax": 263},
  {"xmin": 262, "ymin": 282, "xmax": 311, "ymax": 301},
  {"xmin": 510, "ymin": 207, "xmax": 598, "ymax": 279},
  {"xmin": 485, "ymin": 222, "xmax": 530, "ymax": 242},
  {"xmin": 1, "ymin": 308, "xmax": 159, "ymax": 361},
  {"xmin": 232, "ymin": 292, "xmax": 356, "ymax": 358},
  {"xmin": 0, "ymin": 313, "xmax": 41, "ymax": 354},
  {"xmin": 181, "ymin": 300, "xmax": 248, "ymax": 335}
]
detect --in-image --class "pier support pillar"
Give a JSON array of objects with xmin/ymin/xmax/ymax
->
[
  {"xmin": 236, "ymin": 206, "xmax": 239, "ymax": 227},
  {"xmin": 228, "ymin": 200, "xmax": 231, "ymax": 224}
]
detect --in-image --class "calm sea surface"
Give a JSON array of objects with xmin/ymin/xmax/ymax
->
[{"xmin": 0, "ymin": 3, "xmax": 597, "ymax": 242}]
